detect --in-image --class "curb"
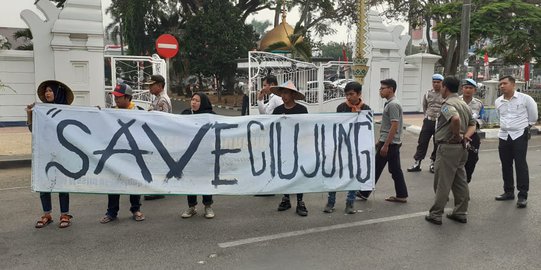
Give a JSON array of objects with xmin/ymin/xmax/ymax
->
[
  {"xmin": 406, "ymin": 125, "xmax": 540, "ymax": 139},
  {"xmin": 0, "ymin": 155, "xmax": 31, "ymax": 169},
  {"xmin": 171, "ymin": 97, "xmax": 242, "ymax": 112}
]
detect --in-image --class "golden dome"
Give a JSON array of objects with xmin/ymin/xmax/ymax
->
[{"xmin": 259, "ymin": 16, "xmax": 303, "ymax": 51}]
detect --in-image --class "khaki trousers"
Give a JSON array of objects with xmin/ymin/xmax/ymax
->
[{"xmin": 428, "ymin": 144, "xmax": 469, "ymax": 220}]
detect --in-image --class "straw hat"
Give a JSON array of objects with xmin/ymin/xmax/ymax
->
[
  {"xmin": 37, "ymin": 80, "xmax": 74, "ymax": 105},
  {"xmin": 269, "ymin": 80, "xmax": 305, "ymax": 100}
]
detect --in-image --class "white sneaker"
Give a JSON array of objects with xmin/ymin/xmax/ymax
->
[
  {"xmin": 204, "ymin": 206, "xmax": 215, "ymax": 219},
  {"xmin": 181, "ymin": 207, "xmax": 196, "ymax": 218}
]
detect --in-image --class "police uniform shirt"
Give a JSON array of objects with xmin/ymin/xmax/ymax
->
[
  {"xmin": 495, "ymin": 91, "xmax": 538, "ymax": 140},
  {"xmin": 435, "ymin": 94, "xmax": 476, "ymax": 143},
  {"xmin": 423, "ymin": 89, "xmax": 444, "ymax": 120},
  {"xmin": 460, "ymin": 95, "xmax": 485, "ymax": 129}
]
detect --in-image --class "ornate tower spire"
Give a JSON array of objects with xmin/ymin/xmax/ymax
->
[{"xmin": 353, "ymin": 0, "xmax": 369, "ymax": 85}]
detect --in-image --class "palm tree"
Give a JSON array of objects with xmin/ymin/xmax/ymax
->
[
  {"xmin": 12, "ymin": 29, "xmax": 33, "ymax": 50},
  {"xmin": 265, "ymin": 23, "xmax": 312, "ymax": 62}
]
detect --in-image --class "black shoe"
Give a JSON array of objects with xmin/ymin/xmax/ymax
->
[
  {"xmin": 277, "ymin": 198, "xmax": 291, "ymax": 211},
  {"xmin": 517, "ymin": 198, "xmax": 528, "ymax": 208},
  {"xmin": 144, "ymin": 195, "xmax": 165, "ymax": 200},
  {"xmin": 495, "ymin": 193, "xmax": 515, "ymax": 201},
  {"xmin": 407, "ymin": 160, "xmax": 422, "ymax": 172},
  {"xmin": 355, "ymin": 191, "xmax": 368, "ymax": 200},
  {"xmin": 429, "ymin": 161, "xmax": 435, "ymax": 174},
  {"xmin": 425, "ymin": 215, "xmax": 442, "ymax": 225},
  {"xmin": 446, "ymin": 213, "xmax": 467, "ymax": 223},
  {"xmin": 296, "ymin": 201, "xmax": 308, "ymax": 216}
]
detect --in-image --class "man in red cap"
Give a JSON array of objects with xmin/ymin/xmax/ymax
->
[{"xmin": 100, "ymin": 83, "xmax": 145, "ymax": 223}]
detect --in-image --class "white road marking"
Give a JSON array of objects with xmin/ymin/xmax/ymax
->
[{"xmin": 218, "ymin": 210, "xmax": 438, "ymax": 248}]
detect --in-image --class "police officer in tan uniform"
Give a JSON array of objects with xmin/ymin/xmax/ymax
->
[
  {"xmin": 407, "ymin": 74, "xmax": 444, "ymax": 173},
  {"xmin": 425, "ymin": 77, "xmax": 476, "ymax": 225},
  {"xmin": 460, "ymin": 79, "xmax": 485, "ymax": 183}
]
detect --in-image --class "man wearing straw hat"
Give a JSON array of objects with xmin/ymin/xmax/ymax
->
[{"xmin": 270, "ymin": 80, "xmax": 309, "ymax": 216}]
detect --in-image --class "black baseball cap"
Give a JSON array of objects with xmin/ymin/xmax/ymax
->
[{"xmin": 144, "ymin": 74, "xmax": 166, "ymax": 85}]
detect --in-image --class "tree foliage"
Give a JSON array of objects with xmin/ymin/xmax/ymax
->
[
  {"xmin": 183, "ymin": 0, "xmax": 256, "ymax": 95},
  {"xmin": 318, "ymin": 41, "xmax": 353, "ymax": 61},
  {"xmin": 370, "ymin": 0, "xmax": 541, "ymax": 75}
]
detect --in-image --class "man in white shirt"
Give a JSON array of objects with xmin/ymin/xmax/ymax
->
[
  {"xmin": 257, "ymin": 75, "xmax": 283, "ymax": 114},
  {"xmin": 494, "ymin": 76, "xmax": 538, "ymax": 208}
]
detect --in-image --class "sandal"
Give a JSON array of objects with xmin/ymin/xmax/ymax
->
[
  {"xmin": 99, "ymin": 215, "xmax": 116, "ymax": 224},
  {"xmin": 58, "ymin": 214, "xmax": 73, "ymax": 228},
  {"xmin": 132, "ymin": 211, "xmax": 145, "ymax": 222},
  {"xmin": 385, "ymin": 196, "xmax": 407, "ymax": 203},
  {"xmin": 35, "ymin": 214, "xmax": 53, "ymax": 228}
]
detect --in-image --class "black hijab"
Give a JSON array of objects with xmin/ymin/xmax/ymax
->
[
  {"xmin": 191, "ymin": 92, "xmax": 214, "ymax": 114},
  {"xmin": 48, "ymin": 83, "xmax": 69, "ymax": 105}
]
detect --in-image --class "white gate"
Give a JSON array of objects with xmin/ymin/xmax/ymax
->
[
  {"xmin": 104, "ymin": 54, "xmax": 167, "ymax": 109},
  {"xmin": 248, "ymin": 51, "xmax": 354, "ymax": 114}
]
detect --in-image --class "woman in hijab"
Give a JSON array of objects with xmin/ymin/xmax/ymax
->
[
  {"xmin": 26, "ymin": 80, "xmax": 74, "ymax": 229},
  {"xmin": 180, "ymin": 92, "xmax": 216, "ymax": 219}
]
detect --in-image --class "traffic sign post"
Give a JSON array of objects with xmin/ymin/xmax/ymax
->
[{"xmin": 155, "ymin": 34, "xmax": 179, "ymax": 94}]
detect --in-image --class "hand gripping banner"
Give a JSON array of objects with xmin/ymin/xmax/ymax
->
[{"xmin": 31, "ymin": 104, "xmax": 375, "ymax": 195}]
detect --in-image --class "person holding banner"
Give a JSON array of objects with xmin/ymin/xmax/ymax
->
[
  {"xmin": 255, "ymin": 75, "xmax": 282, "ymax": 197},
  {"xmin": 180, "ymin": 92, "xmax": 216, "ymax": 219},
  {"xmin": 257, "ymin": 75, "xmax": 283, "ymax": 114},
  {"xmin": 324, "ymin": 81, "xmax": 371, "ymax": 214},
  {"xmin": 26, "ymin": 80, "xmax": 75, "ymax": 228},
  {"xmin": 271, "ymin": 81, "xmax": 309, "ymax": 217},
  {"xmin": 144, "ymin": 74, "xmax": 171, "ymax": 200},
  {"xmin": 100, "ymin": 84, "xmax": 145, "ymax": 223},
  {"xmin": 357, "ymin": 79, "xmax": 408, "ymax": 203}
]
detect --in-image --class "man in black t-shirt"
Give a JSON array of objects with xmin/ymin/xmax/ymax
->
[
  {"xmin": 324, "ymin": 81, "xmax": 371, "ymax": 215},
  {"xmin": 271, "ymin": 81, "xmax": 309, "ymax": 216}
]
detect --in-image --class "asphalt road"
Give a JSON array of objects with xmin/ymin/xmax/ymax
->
[{"xmin": 1, "ymin": 102, "xmax": 541, "ymax": 269}]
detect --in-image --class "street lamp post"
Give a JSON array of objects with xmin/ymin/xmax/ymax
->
[{"xmin": 459, "ymin": 0, "xmax": 472, "ymax": 79}]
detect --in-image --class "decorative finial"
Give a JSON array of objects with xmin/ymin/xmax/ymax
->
[{"xmin": 281, "ymin": 0, "xmax": 287, "ymax": 22}]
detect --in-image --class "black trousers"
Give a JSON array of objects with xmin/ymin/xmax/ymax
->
[
  {"xmin": 413, "ymin": 118, "xmax": 437, "ymax": 162},
  {"xmin": 361, "ymin": 143, "xmax": 408, "ymax": 198},
  {"xmin": 498, "ymin": 129, "xmax": 530, "ymax": 199},
  {"xmin": 106, "ymin": 194, "xmax": 141, "ymax": 218},
  {"xmin": 187, "ymin": 195, "xmax": 213, "ymax": 207},
  {"xmin": 465, "ymin": 132, "xmax": 481, "ymax": 183}
]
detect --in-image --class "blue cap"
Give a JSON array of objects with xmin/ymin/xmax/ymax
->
[
  {"xmin": 432, "ymin": 74, "xmax": 444, "ymax": 81},
  {"xmin": 463, "ymin": 78, "xmax": 478, "ymax": 88}
]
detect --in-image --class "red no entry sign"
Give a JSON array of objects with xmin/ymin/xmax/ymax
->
[{"xmin": 156, "ymin": 34, "xmax": 179, "ymax": 59}]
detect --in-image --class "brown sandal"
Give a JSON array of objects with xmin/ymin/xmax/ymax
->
[
  {"xmin": 132, "ymin": 211, "xmax": 145, "ymax": 222},
  {"xmin": 59, "ymin": 214, "xmax": 73, "ymax": 228},
  {"xmin": 385, "ymin": 196, "xmax": 407, "ymax": 203},
  {"xmin": 35, "ymin": 214, "xmax": 53, "ymax": 228}
]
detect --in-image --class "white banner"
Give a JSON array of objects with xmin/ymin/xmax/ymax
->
[{"xmin": 31, "ymin": 104, "xmax": 375, "ymax": 195}]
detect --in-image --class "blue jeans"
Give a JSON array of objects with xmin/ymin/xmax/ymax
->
[
  {"xmin": 327, "ymin": 191, "xmax": 356, "ymax": 206},
  {"xmin": 40, "ymin": 192, "xmax": 69, "ymax": 213},
  {"xmin": 106, "ymin": 194, "xmax": 141, "ymax": 218}
]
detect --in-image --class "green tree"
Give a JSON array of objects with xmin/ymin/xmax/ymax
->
[
  {"xmin": 249, "ymin": 19, "xmax": 272, "ymax": 39},
  {"xmin": 184, "ymin": 0, "xmax": 256, "ymax": 99},
  {"xmin": 319, "ymin": 41, "xmax": 353, "ymax": 60},
  {"xmin": 106, "ymin": 0, "xmax": 162, "ymax": 55},
  {"xmin": 474, "ymin": 0, "xmax": 541, "ymax": 65}
]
